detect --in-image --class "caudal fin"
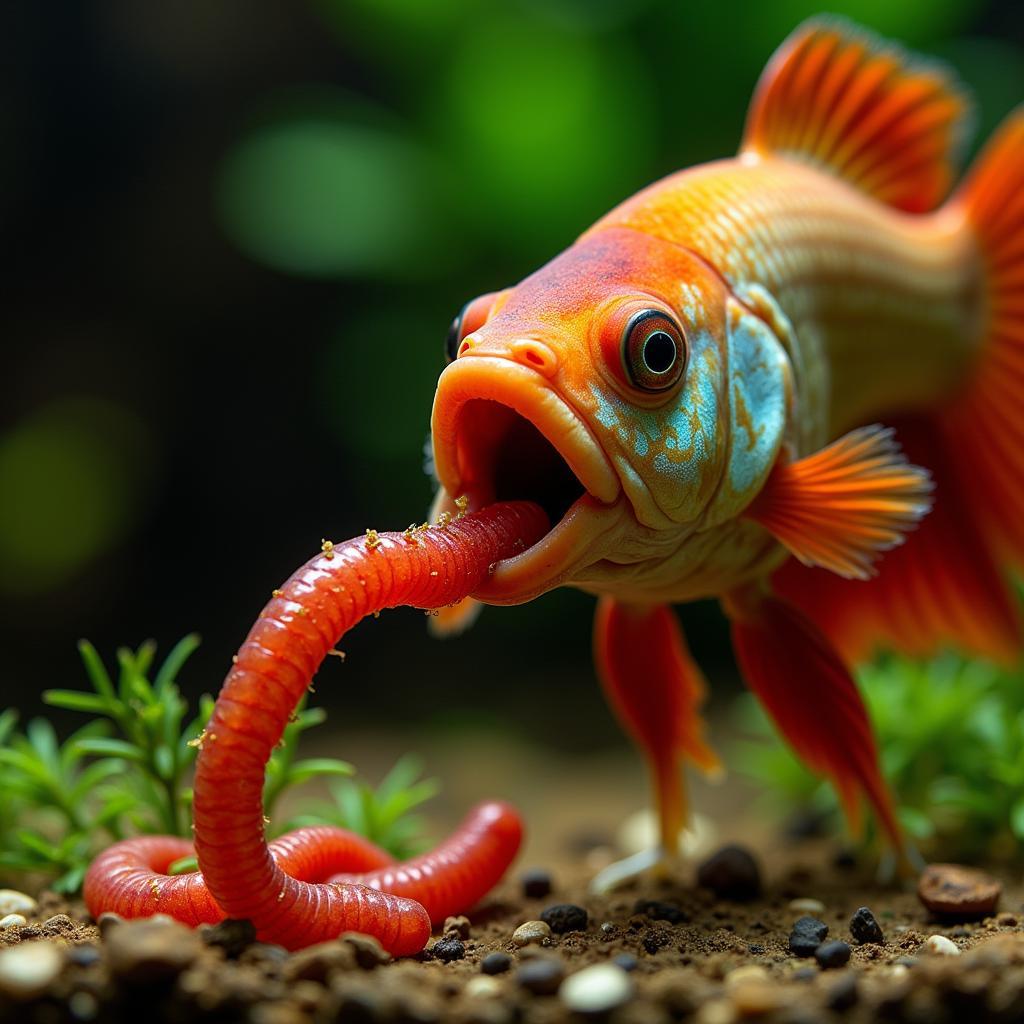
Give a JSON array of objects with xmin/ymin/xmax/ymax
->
[{"xmin": 945, "ymin": 109, "xmax": 1024, "ymax": 568}]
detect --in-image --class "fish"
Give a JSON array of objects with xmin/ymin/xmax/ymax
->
[{"xmin": 428, "ymin": 16, "xmax": 1024, "ymax": 876}]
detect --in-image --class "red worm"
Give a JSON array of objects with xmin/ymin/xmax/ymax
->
[
  {"xmin": 84, "ymin": 801, "xmax": 520, "ymax": 933},
  {"xmin": 85, "ymin": 502, "xmax": 546, "ymax": 956}
]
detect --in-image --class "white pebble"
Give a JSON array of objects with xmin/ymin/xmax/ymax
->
[
  {"xmin": 726, "ymin": 964, "xmax": 768, "ymax": 987},
  {"xmin": 464, "ymin": 976, "xmax": 503, "ymax": 999},
  {"xmin": 0, "ymin": 942, "xmax": 63, "ymax": 1000},
  {"xmin": 560, "ymin": 963, "xmax": 634, "ymax": 1014},
  {"xmin": 0, "ymin": 890, "xmax": 36, "ymax": 918},
  {"xmin": 923, "ymin": 934, "xmax": 961, "ymax": 956},
  {"xmin": 512, "ymin": 920, "xmax": 551, "ymax": 947},
  {"xmin": 788, "ymin": 898, "xmax": 826, "ymax": 915},
  {"xmin": 0, "ymin": 915, "xmax": 26, "ymax": 929}
]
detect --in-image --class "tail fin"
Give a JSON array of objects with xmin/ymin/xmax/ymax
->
[
  {"xmin": 945, "ymin": 109, "xmax": 1024, "ymax": 567},
  {"xmin": 773, "ymin": 111, "xmax": 1024, "ymax": 665}
]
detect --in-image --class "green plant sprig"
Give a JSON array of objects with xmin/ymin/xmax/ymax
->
[{"xmin": 0, "ymin": 637, "xmax": 439, "ymax": 892}]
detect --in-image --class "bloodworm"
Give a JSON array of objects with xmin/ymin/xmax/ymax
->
[{"xmin": 84, "ymin": 501, "xmax": 547, "ymax": 956}]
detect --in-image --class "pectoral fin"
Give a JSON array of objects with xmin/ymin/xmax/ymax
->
[{"xmin": 744, "ymin": 424, "xmax": 932, "ymax": 580}]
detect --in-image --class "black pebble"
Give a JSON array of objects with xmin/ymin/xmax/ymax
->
[
  {"xmin": 747, "ymin": 943, "xmax": 766, "ymax": 955},
  {"xmin": 431, "ymin": 936, "xmax": 465, "ymax": 963},
  {"xmin": 826, "ymin": 972, "xmax": 859, "ymax": 1010},
  {"xmin": 815, "ymin": 940, "xmax": 851, "ymax": 969},
  {"xmin": 516, "ymin": 958, "xmax": 565, "ymax": 995},
  {"xmin": 633, "ymin": 899, "xmax": 687, "ymax": 924},
  {"xmin": 203, "ymin": 918, "xmax": 257, "ymax": 959},
  {"xmin": 613, "ymin": 953, "xmax": 639, "ymax": 972},
  {"xmin": 481, "ymin": 951, "xmax": 512, "ymax": 975},
  {"xmin": 696, "ymin": 845, "xmax": 762, "ymax": 900},
  {"xmin": 540, "ymin": 903, "xmax": 588, "ymax": 934},
  {"xmin": 850, "ymin": 906, "xmax": 884, "ymax": 945},
  {"xmin": 521, "ymin": 868, "xmax": 553, "ymax": 899},
  {"xmin": 789, "ymin": 916, "xmax": 829, "ymax": 957}
]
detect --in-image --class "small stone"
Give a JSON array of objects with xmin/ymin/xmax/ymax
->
[
  {"xmin": 613, "ymin": 953, "xmax": 639, "ymax": 972},
  {"xmin": 431, "ymin": 935, "xmax": 465, "ymax": 962},
  {"xmin": 788, "ymin": 898, "xmax": 826, "ymax": 915},
  {"xmin": 850, "ymin": 906, "xmax": 884, "ymax": 945},
  {"xmin": 517, "ymin": 957, "xmax": 565, "ymax": 995},
  {"xmin": 922, "ymin": 934, "xmax": 961, "ymax": 956},
  {"xmin": 729, "ymin": 979, "xmax": 782, "ymax": 1015},
  {"xmin": 0, "ymin": 890, "xmax": 37, "ymax": 918},
  {"xmin": 633, "ymin": 899, "xmax": 687, "ymax": 924},
  {"xmin": 600, "ymin": 922, "xmax": 616, "ymax": 935},
  {"xmin": 918, "ymin": 863, "xmax": 1001, "ymax": 920},
  {"xmin": 512, "ymin": 920, "xmax": 551, "ymax": 947},
  {"xmin": 465, "ymin": 976, "xmax": 503, "ymax": 999},
  {"xmin": 559, "ymin": 963, "xmax": 634, "ymax": 1014},
  {"xmin": 521, "ymin": 869, "xmax": 553, "ymax": 899},
  {"xmin": 540, "ymin": 903, "xmax": 588, "ymax": 934},
  {"xmin": 814, "ymin": 941, "xmax": 851, "ymax": 969},
  {"xmin": 826, "ymin": 973, "xmax": 859, "ymax": 1011},
  {"xmin": 696, "ymin": 845, "xmax": 761, "ymax": 900},
  {"xmin": 203, "ymin": 918, "xmax": 257, "ymax": 958},
  {"xmin": 97, "ymin": 912, "xmax": 124, "ymax": 937},
  {"xmin": 444, "ymin": 915, "xmax": 471, "ymax": 939},
  {"xmin": 0, "ymin": 942, "xmax": 63, "ymax": 1000},
  {"xmin": 67, "ymin": 944, "xmax": 102, "ymax": 968},
  {"xmin": 339, "ymin": 932, "xmax": 391, "ymax": 969},
  {"xmin": 0, "ymin": 914, "xmax": 26, "ymax": 929},
  {"xmin": 789, "ymin": 916, "xmax": 828, "ymax": 957},
  {"xmin": 105, "ymin": 917, "xmax": 203, "ymax": 983},
  {"xmin": 726, "ymin": 965, "xmax": 768, "ymax": 987},
  {"xmin": 481, "ymin": 952, "xmax": 512, "ymax": 975}
]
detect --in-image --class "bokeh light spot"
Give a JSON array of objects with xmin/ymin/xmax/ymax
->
[
  {"xmin": 220, "ymin": 113, "xmax": 437, "ymax": 278},
  {"xmin": 0, "ymin": 399, "xmax": 153, "ymax": 595}
]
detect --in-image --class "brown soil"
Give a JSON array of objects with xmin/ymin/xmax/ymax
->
[{"xmin": 2, "ymin": 836, "xmax": 1023, "ymax": 1023}]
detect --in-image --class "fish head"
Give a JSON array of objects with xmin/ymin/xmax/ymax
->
[{"xmin": 431, "ymin": 227, "xmax": 792, "ymax": 602}]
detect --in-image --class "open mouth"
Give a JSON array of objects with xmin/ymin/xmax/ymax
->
[{"xmin": 431, "ymin": 356, "xmax": 622, "ymax": 601}]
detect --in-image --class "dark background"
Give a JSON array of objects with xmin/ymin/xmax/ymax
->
[{"xmin": 3, "ymin": 0, "xmax": 1023, "ymax": 748}]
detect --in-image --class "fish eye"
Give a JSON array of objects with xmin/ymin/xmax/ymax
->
[
  {"xmin": 445, "ymin": 291, "xmax": 502, "ymax": 364},
  {"xmin": 622, "ymin": 310, "xmax": 686, "ymax": 391}
]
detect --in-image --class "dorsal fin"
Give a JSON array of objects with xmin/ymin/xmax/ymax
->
[{"xmin": 741, "ymin": 17, "xmax": 973, "ymax": 212}]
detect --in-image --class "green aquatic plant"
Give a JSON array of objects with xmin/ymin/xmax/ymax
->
[
  {"xmin": 287, "ymin": 753, "xmax": 440, "ymax": 860},
  {"xmin": 732, "ymin": 652, "xmax": 1024, "ymax": 860},
  {"xmin": 0, "ymin": 638, "xmax": 438, "ymax": 891}
]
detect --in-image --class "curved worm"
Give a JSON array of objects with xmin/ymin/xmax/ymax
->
[
  {"xmin": 85, "ymin": 502, "xmax": 546, "ymax": 955},
  {"xmin": 84, "ymin": 800, "xmax": 520, "ymax": 933}
]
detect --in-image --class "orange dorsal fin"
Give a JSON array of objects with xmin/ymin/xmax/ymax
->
[
  {"xmin": 744, "ymin": 425, "xmax": 933, "ymax": 580},
  {"xmin": 742, "ymin": 17, "xmax": 972, "ymax": 212}
]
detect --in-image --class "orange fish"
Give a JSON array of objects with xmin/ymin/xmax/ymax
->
[{"xmin": 429, "ymin": 17, "xmax": 1024, "ymax": 876}]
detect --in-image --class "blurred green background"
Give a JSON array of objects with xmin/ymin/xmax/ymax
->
[{"xmin": 3, "ymin": 0, "xmax": 1022, "ymax": 748}]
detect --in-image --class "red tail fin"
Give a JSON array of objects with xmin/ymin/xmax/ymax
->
[{"xmin": 944, "ymin": 108, "xmax": 1024, "ymax": 569}]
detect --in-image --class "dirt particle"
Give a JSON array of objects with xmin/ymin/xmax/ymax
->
[
  {"xmin": 444, "ymin": 915, "xmax": 471, "ymax": 940},
  {"xmin": 202, "ymin": 917, "xmax": 257, "ymax": 958},
  {"xmin": 559, "ymin": 963, "xmax": 634, "ymax": 1014},
  {"xmin": 788, "ymin": 917, "xmax": 828, "ymax": 957},
  {"xmin": 540, "ymin": 903, "xmax": 589, "ymax": 934},
  {"xmin": 481, "ymin": 951, "xmax": 512, "ymax": 975},
  {"xmin": 0, "ymin": 942, "xmax": 64, "ymax": 1001},
  {"xmin": 850, "ymin": 906, "xmax": 885, "ymax": 945},
  {"xmin": 516, "ymin": 957, "xmax": 565, "ymax": 995},
  {"xmin": 922, "ymin": 934, "xmax": 961, "ymax": 956},
  {"xmin": 105, "ymin": 917, "xmax": 203, "ymax": 984},
  {"xmin": 696, "ymin": 846, "xmax": 762, "ymax": 901},
  {"xmin": 918, "ymin": 863, "xmax": 1001, "ymax": 920},
  {"xmin": 0, "ymin": 890, "xmax": 37, "ymax": 918},
  {"xmin": 814, "ymin": 940, "xmax": 851, "ymax": 969},
  {"xmin": 513, "ymin": 920, "xmax": 551, "ymax": 947},
  {"xmin": 431, "ymin": 935, "xmax": 466, "ymax": 963},
  {"xmin": 521, "ymin": 868, "xmax": 553, "ymax": 900}
]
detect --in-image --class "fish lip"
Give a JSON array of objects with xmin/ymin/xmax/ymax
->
[{"xmin": 431, "ymin": 356, "xmax": 622, "ymax": 601}]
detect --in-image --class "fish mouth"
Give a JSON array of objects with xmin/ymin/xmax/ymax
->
[{"xmin": 431, "ymin": 356, "xmax": 624, "ymax": 602}]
